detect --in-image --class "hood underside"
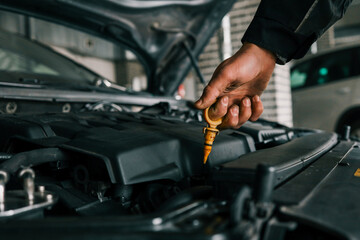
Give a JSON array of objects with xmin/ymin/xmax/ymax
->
[{"xmin": 0, "ymin": 0, "xmax": 236, "ymax": 95}]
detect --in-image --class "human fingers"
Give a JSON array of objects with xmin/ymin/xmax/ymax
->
[
  {"xmin": 219, "ymin": 97, "xmax": 252, "ymax": 129},
  {"xmin": 208, "ymin": 96, "xmax": 229, "ymax": 120},
  {"xmin": 249, "ymin": 95, "xmax": 263, "ymax": 121},
  {"xmin": 235, "ymin": 97, "xmax": 252, "ymax": 128},
  {"xmin": 219, "ymin": 104, "xmax": 239, "ymax": 129}
]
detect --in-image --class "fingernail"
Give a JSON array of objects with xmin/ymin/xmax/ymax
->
[
  {"xmin": 243, "ymin": 98, "xmax": 251, "ymax": 107},
  {"xmin": 231, "ymin": 106, "xmax": 239, "ymax": 116},
  {"xmin": 253, "ymin": 95, "xmax": 260, "ymax": 102},
  {"xmin": 222, "ymin": 96, "xmax": 228, "ymax": 105}
]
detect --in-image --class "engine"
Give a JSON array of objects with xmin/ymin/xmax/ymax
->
[{"xmin": 0, "ymin": 108, "xmax": 294, "ymax": 218}]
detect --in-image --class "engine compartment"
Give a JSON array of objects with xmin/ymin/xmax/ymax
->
[
  {"xmin": 0, "ymin": 107, "xmax": 295, "ymax": 216},
  {"xmin": 1, "ymin": 103, "xmax": 355, "ymax": 240}
]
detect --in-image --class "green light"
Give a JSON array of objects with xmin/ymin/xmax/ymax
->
[{"xmin": 319, "ymin": 67, "xmax": 328, "ymax": 76}]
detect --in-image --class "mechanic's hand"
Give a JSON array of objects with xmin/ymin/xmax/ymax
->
[{"xmin": 195, "ymin": 42, "xmax": 276, "ymax": 129}]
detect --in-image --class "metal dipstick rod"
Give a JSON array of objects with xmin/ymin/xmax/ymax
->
[{"xmin": 19, "ymin": 168, "xmax": 35, "ymax": 203}]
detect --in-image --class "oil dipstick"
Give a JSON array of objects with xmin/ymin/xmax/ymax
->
[{"xmin": 203, "ymin": 107, "xmax": 223, "ymax": 164}]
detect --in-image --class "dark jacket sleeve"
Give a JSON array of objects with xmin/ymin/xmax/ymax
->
[{"xmin": 242, "ymin": 0, "xmax": 353, "ymax": 64}]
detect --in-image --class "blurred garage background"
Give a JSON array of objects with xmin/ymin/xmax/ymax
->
[{"xmin": 0, "ymin": 0, "xmax": 359, "ymax": 128}]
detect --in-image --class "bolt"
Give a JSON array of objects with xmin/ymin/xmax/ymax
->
[
  {"xmin": 192, "ymin": 219, "xmax": 200, "ymax": 227},
  {"xmin": 38, "ymin": 185, "xmax": 45, "ymax": 192},
  {"xmin": 38, "ymin": 185, "xmax": 45, "ymax": 197},
  {"xmin": 152, "ymin": 218, "xmax": 163, "ymax": 225},
  {"xmin": 46, "ymin": 194, "xmax": 53, "ymax": 202}
]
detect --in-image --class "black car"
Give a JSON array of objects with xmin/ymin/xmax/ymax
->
[{"xmin": 0, "ymin": 1, "xmax": 359, "ymax": 240}]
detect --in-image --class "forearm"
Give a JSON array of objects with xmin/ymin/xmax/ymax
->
[{"xmin": 242, "ymin": 0, "xmax": 353, "ymax": 64}]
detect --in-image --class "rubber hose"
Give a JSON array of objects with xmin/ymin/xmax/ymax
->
[{"xmin": 0, "ymin": 148, "xmax": 68, "ymax": 174}]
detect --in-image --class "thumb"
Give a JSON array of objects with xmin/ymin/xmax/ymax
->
[
  {"xmin": 194, "ymin": 85, "xmax": 220, "ymax": 109},
  {"xmin": 195, "ymin": 73, "xmax": 230, "ymax": 109}
]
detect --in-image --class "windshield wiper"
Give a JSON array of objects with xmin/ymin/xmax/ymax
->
[
  {"xmin": 46, "ymin": 81, "xmax": 130, "ymax": 94},
  {"xmin": 0, "ymin": 81, "xmax": 45, "ymax": 89},
  {"xmin": 0, "ymin": 79, "xmax": 121, "ymax": 94},
  {"xmin": 0, "ymin": 80, "xmax": 104, "ymax": 92},
  {"xmin": 0, "ymin": 77, "xmax": 146, "ymax": 95}
]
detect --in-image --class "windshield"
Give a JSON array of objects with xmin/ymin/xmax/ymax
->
[{"xmin": 0, "ymin": 30, "xmax": 98, "ymax": 84}]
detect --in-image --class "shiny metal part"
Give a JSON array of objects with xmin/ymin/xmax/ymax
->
[
  {"xmin": 0, "ymin": 190, "xmax": 58, "ymax": 219},
  {"xmin": 19, "ymin": 168, "xmax": 35, "ymax": 203},
  {"xmin": 38, "ymin": 185, "xmax": 45, "ymax": 197},
  {"xmin": 5, "ymin": 102, "xmax": 17, "ymax": 114},
  {"xmin": 0, "ymin": 170, "xmax": 9, "ymax": 211},
  {"xmin": 0, "ymin": 169, "xmax": 58, "ymax": 219},
  {"xmin": 152, "ymin": 217, "xmax": 163, "ymax": 225},
  {"xmin": 94, "ymin": 78, "xmax": 127, "ymax": 92},
  {"xmin": 62, "ymin": 103, "xmax": 71, "ymax": 113},
  {"xmin": 38, "ymin": 185, "xmax": 45, "ymax": 193},
  {"xmin": 46, "ymin": 194, "xmax": 53, "ymax": 202},
  {"xmin": 151, "ymin": 201, "xmax": 204, "ymax": 227}
]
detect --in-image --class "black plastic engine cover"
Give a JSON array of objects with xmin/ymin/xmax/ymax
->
[
  {"xmin": 0, "ymin": 112, "xmax": 255, "ymax": 184},
  {"xmin": 212, "ymin": 132, "xmax": 337, "ymax": 199}
]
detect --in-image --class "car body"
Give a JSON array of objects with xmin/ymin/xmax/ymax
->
[
  {"xmin": 0, "ymin": 1, "xmax": 359, "ymax": 240},
  {"xmin": 291, "ymin": 43, "xmax": 360, "ymax": 136}
]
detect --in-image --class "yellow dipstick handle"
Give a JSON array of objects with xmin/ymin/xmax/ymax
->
[{"xmin": 203, "ymin": 107, "xmax": 223, "ymax": 164}]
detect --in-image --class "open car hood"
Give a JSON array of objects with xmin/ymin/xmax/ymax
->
[{"xmin": 0, "ymin": 0, "xmax": 236, "ymax": 95}]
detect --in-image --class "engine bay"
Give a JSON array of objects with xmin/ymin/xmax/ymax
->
[
  {"xmin": 0, "ymin": 100, "xmax": 358, "ymax": 240},
  {"xmin": 0, "ymin": 100, "xmax": 292, "ymax": 215}
]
